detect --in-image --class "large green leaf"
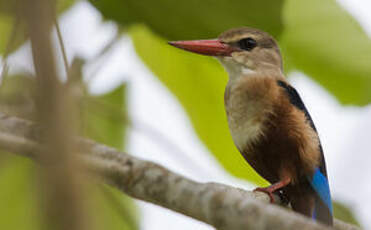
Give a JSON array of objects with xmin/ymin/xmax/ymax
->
[
  {"xmin": 130, "ymin": 25, "xmax": 267, "ymax": 185},
  {"xmin": 281, "ymin": 0, "xmax": 371, "ymax": 105},
  {"xmin": 90, "ymin": 0, "xmax": 371, "ymax": 105},
  {"xmin": 91, "ymin": 0, "xmax": 370, "ymax": 185},
  {"xmin": 89, "ymin": 0, "xmax": 284, "ymax": 39}
]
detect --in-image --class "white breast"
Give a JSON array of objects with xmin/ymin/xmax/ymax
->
[{"xmin": 225, "ymin": 80, "xmax": 266, "ymax": 152}]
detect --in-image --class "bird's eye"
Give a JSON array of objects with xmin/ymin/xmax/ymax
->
[{"xmin": 238, "ymin": 38, "xmax": 257, "ymax": 51}]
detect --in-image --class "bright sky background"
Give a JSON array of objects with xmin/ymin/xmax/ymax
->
[{"xmin": 5, "ymin": 0, "xmax": 371, "ymax": 229}]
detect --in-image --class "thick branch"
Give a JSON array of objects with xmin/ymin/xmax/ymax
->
[{"xmin": 0, "ymin": 113, "xmax": 360, "ymax": 230}]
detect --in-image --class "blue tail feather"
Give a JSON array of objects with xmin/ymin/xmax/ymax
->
[
  {"xmin": 308, "ymin": 167, "xmax": 333, "ymax": 225},
  {"xmin": 310, "ymin": 168, "xmax": 333, "ymax": 213}
]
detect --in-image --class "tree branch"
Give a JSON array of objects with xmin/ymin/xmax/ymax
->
[
  {"xmin": 0, "ymin": 113, "xmax": 360, "ymax": 230},
  {"xmin": 22, "ymin": 0, "xmax": 93, "ymax": 229}
]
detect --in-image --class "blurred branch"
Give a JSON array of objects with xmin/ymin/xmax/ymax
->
[
  {"xmin": 23, "ymin": 0, "xmax": 91, "ymax": 230},
  {"xmin": 0, "ymin": 113, "xmax": 359, "ymax": 230}
]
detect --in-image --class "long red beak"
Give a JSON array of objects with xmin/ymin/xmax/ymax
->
[{"xmin": 168, "ymin": 39, "xmax": 235, "ymax": 56}]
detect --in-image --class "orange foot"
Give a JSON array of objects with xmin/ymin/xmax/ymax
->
[
  {"xmin": 253, "ymin": 178, "xmax": 291, "ymax": 203},
  {"xmin": 254, "ymin": 186, "xmax": 277, "ymax": 203}
]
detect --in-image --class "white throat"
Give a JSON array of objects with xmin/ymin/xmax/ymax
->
[{"xmin": 217, "ymin": 57, "xmax": 255, "ymax": 83}]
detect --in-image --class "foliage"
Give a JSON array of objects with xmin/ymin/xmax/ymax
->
[
  {"xmin": 89, "ymin": 0, "xmax": 371, "ymax": 106},
  {"xmin": 82, "ymin": 83, "xmax": 137, "ymax": 230},
  {"xmin": 333, "ymin": 201, "xmax": 360, "ymax": 227},
  {"xmin": 0, "ymin": 74, "xmax": 137, "ymax": 230},
  {"xmin": 0, "ymin": 0, "xmax": 75, "ymax": 54},
  {"xmin": 0, "ymin": 155, "xmax": 40, "ymax": 230},
  {"xmin": 88, "ymin": 0, "xmax": 284, "ymax": 39},
  {"xmin": 82, "ymin": 83, "xmax": 128, "ymax": 150},
  {"xmin": 0, "ymin": 0, "xmax": 367, "ymax": 227},
  {"xmin": 281, "ymin": 0, "xmax": 371, "ymax": 105},
  {"xmin": 86, "ymin": 0, "xmax": 371, "ymax": 187},
  {"xmin": 88, "ymin": 0, "xmax": 369, "ymax": 224}
]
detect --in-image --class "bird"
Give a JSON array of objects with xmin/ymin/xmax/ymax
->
[{"xmin": 168, "ymin": 27, "xmax": 333, "ymax": 225}]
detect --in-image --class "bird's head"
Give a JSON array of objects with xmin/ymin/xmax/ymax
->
[{"xmin": 169, "ymin": 27, "xmax": 283, "ymax": 77}]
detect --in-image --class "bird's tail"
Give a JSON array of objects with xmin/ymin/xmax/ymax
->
[
  {"xmin": 290, "ymin": 191, "xmax": 333, "ymax": 226},
  {"xmin": 312, "ymin": 193, "xmax": 333, "ymax": 225},
  {"xmin": 308, "ymin": 168, "xmax": 333, "ymax": 225},
  {"xmin": 289, "ymin": 167, "xmax": 333, "ymax": 226}
]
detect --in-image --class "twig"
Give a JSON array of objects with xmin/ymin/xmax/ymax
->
[
  {"xmin": 85, "ymin": 31, "xmax": 121, "ymax": 83},
  {"xmin": 54, "ymin": 16, "xmax": 69, "ymax": 78},
  {"xmin": 0, "ymin": 113, "xmax": 359, "ymax": 230}
]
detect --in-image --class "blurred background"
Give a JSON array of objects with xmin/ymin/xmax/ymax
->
[{"xmin": 0, "ymin": 0, "xmax": 370, "ymax": 229}]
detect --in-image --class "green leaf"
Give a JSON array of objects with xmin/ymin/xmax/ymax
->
[
  {"xmin": 0, "ymin": 73, "xmax": 137, "ymax": 229},
  {"xmin": 130, "ymin": 25, "xmax": 268, "ymax": 186},
  {"xmin": 89, "ymin": 0, "xmax": 284, "ymax": 39},
  {"xmin": 281, "ymin": 0, "xmax": 371, "ymax": 105},
  {"xmin": 0, "ymin": 76, "xmax": 40, "ymax": 229},
  {"xmin": 82, "ymin": 84, "xmax": 128, "ymax": 150},
  {"xmin": 93, "ymin": 0, "xmax": 371, "ymax": 186},
  {"xmin": 333, "ymin": 201, "xmax": 361, "ymax": 227},
  {"xmin": 57, "ymin": 0, "xmax": 76, "ymax": 14},
  {"xmin": 0, "ymin": 11, "xmax": 29, "ymax": 55},
  {"xmin": 81, "ymin": 83, "xmax": 138, "ymax": 229},
  {"xmin": 91, "ymin": 185, "xmax": 138, "ymax": 230},
  {"xmin": 0, "ymin": 154, "xmax": 138, "ymax": 230},
  {"xmin": 89, "ymin": 0, "xmax": 371, "ymax": 105}
]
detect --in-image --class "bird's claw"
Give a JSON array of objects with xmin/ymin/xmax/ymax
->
[
  {"xmin": 254, "ymin": 187, "xmax": 290, "ymax": 205},
  {"xmin": 254, "ymin": 187, "xmax": 276, "ymax": 203},
  {"xmin": 276, "ymin": 190, "xmax": 289, "ymax": 206}
]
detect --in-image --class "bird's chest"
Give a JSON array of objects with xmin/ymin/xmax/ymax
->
[{"xmin": 224, "ymin": 81, "xmax": 269, "ymax": 152}]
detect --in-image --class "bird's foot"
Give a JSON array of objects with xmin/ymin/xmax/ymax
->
[
  {"xmin": 253, "ymin": 178, "xmax": 291, "ymax": 204},
  {"xmin": 276, "ymin": 190, "xmax": 290, "ymax": 206},
  {"xmin": 254, "ymin": 186, "xmax": 277, "ymax": 203}
]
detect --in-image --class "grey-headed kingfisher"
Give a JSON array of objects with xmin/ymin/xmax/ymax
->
[{"xmin": 169, "ymin": 27, "xmax": 333, "ymax": 225}]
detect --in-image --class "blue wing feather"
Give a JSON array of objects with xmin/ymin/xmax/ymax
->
[{"xmin": 277, "ymin": 80, "xmax": 333, "ymax": 225}]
